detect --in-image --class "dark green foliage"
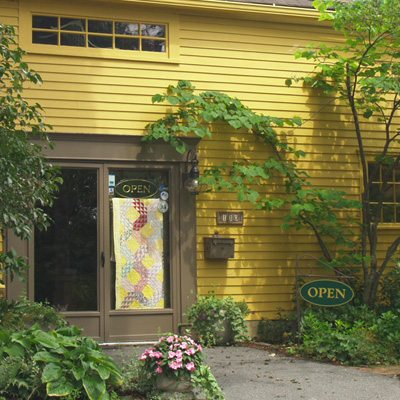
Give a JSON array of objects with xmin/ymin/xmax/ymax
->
[
  {"xmin": 0, "ymin": 24, "xmax": 62, "ymax": 284},
  {"xmin": 378, "ymin": 265, "xmax": 400, "ymax": 312},
  {"xmin": 299, "ymin": 305, "xmax": 400, "ymax": 365},
  {"xmin": 257, "ymin": 316, "xmax": 297, "ymax": 344},
  {"xmin": 0, "ymin": 296, "xmax": 67, "ymax": 333},
  {"xmin": 184, "ymin": 291, "xmax": 250, "ymax": 347},
  {"xmin": 0, "ymin": 325, "xmax": 123, "ymax": 400},
  {"xmin": 119, "ymin": 355, "xmax": 155, "ymax": 396}
]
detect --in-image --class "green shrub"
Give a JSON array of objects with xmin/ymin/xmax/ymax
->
[
  {"xmin": 0, "ymin": 324, "xmax": 123, "ymax": 400},
  {"xmin": 184, "ymin": 291, "xmax": 250, "ymax": 347},
  {"xmin": 378, "ymin": 265, "xmax": 400, "ymax": 312},
  {"xmin": 257, "ymin": 313, "xmax": 297, "ymax": 344},
  {"xmin": 119, "ymin": 354, "xmax": 155, "ymax": 396},
  {"xmin": 0, "ymin": 296, "xmax": 66, "ymax": 333},
  {"xmin": 299, "ymin": 305, "xmax": 400, "ymax": 365}
]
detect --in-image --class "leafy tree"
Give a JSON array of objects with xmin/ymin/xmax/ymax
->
[
  {"xmin": 145, "ymin": 0, "xmax": 400, "ymax": 309},
  {"xmin": 0, "ymin": 24, "xmax": 61, "ymax": 284},
  {"xmin": 287, "ymin": 0, "xmax": 400, "ymax": 307}
]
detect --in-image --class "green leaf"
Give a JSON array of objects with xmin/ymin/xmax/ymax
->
[
  {"xmin": 292, "ymin": 117, "xmax": 302, "ymax": 126},
  {"xmin": 33, "ymin": 351, "xmax": 61, "ymax": 363},
  {"xmin": 4, "ymin": 342, "xmax": 25, "ymax": 357},
  {"xmin": 34, "ymin": 330, "xmax": 60, "ymax": 349},
  {"xmin": 363, "ymin": 110, "xmax": 373, "ymax": 119},
  {"xmin": 285, "ymin": 78, "xmax": 293, "ymax": 87},
  {"xmin": 291, "ymin": 204, "xmax": 304, "ymax": 216},
  {"xmin": 281, "ymin": 223, "xmax": 292, "ymax": 231},
  {"xmin": 82, "ymin": 373, "xmax": 107, "ymax": 400},
  {"xmin": 42, "ymin": 363, "xmax": 63, "ymax": 383},
  {"xmin": 47, "ymin": 377, "xmax": 75, "ymax": 397}
]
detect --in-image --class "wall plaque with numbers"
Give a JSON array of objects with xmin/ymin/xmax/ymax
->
[{"xmin": 216, "ymin": 211, "xmax": 243, "ymax": 225}]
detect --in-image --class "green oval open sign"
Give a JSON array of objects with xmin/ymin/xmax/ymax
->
[
  {"xmin": 300, "ymin": 279, "xmax": 354, "ymax": 307},
  {"xmin": 115, "ymin": 179, "xmax": 158, "ymax": 198}
]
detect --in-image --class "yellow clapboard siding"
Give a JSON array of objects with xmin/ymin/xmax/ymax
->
[{"xmin": 13, "ymin": 0, "xmax": 399, "ymax": 325}]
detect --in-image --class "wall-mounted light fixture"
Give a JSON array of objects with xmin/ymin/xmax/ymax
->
[{"xmin": 182, "ymin": 149, "xmax": 200, "ymax": 195}]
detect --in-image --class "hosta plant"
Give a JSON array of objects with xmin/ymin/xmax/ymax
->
[{"xmin": 0, "ymin": 324, "xmax": 123, "ymax": 400}]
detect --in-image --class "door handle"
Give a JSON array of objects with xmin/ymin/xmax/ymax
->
[{"xmin": 101, "ymin": 251, "xmax": 105, "ymax": 268}]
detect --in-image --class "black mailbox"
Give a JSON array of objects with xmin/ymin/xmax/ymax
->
[{"xmin": 204, "ymin": 235, "xmax": 235, "ymax": 259}]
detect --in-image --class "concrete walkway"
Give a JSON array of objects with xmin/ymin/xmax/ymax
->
[{"xmin": 104, "ymin": 344, "xmax": 400, "ymax": 400}]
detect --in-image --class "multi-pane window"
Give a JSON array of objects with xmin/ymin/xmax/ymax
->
[
  {"xmin": 369, "ymin": 162, "xmax": 400, "ymax": 223},
  {"xmin": 32, "ymin": 15, "xmax": 166, "ymax": 53}
]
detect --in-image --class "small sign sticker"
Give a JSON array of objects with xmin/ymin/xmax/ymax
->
[
  {"xmin": 217, "ymin": 211, "xmax": 244, "ymax": 225},
  {"xmin": 158, "ymin": 200, "xmax": 169, "ymax": 213},
  {"xmin": 160, "ymin": 191, "xmax": 169, "ymax": 201},
  {"xmin": 109, "ymin": 174, "xmax": 116, "ymax": 187}
]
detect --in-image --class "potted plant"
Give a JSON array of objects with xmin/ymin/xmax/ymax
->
[
  {"xmin": 140, "ymin": 334, "xmax": 224, "ymax": 399},
  {"xmin": 184, "ymin": 291, "xmax": 250, "ymax": 346}
]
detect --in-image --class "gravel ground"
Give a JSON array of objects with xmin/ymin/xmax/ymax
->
[{"xmin": 103, "ymin": 343, "xmax": 400, "ymax": 400}]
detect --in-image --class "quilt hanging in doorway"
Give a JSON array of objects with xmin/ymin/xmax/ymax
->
[{"xmin": 112, "ymin": 198, "xmax": 164, "ymax": 309}]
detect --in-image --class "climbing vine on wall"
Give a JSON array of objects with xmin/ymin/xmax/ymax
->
[{"xmin": 144, "ymin": 80, "xmax": 361, "ymax": 271}]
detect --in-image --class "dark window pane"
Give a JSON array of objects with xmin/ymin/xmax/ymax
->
[
  {"xmin": 61, "ymin": 33, "xmax": 86, "ymax": 47},
  {"xmin": 383, "ymin": 184, "xmax": 394, "ymax": 202},
  {"xmin": 368, "ymin": 163, "xmax": 379, "ymax": 182},
  {"xmin": 35, "ymin": 168, "xmax": 98, "ymax": 312},
  {"xmin": 33, "ymin": 15, "xmax": 58, "ymax": 30},
  {"xmin": 89, "ymin": 35, "xmax": 112, "ymax": 48},
  {"xmin": 370, "ymin": 183, "xmax": 380, "ymax": 201},
  {"xmin": 383, "ymin": 204, "xmax": 395, "ymax": 222},
  {"xmin": 382, "ymin": 164, "xmax": 393, "ymax": 182},
  {"xmin": 141, "ymin": 24, "xmax": 165, "ymax": 38},
  {"xmin": 115, "ymin": 37, "xmax": 139, "ymax": 50},
  {"xmin": 396, "ymin": 204, "xmax": 400, "ymax": 222},
  {"xmin": 115, "ymin": 22, "xmax": 139, "ymax": 35},
  {"xmin": 61, "ymin": 18, "xmax": 86, "ymax": 32},
  {"xmin": 395, "ymin": 168, "xmax": 400, "ymax": 182},
  {"xmin": 395, "ymin": 184, "xmax": 400, "ymax": 202},
  {"xmin": 142, "ymin": 39, "xmax": 165, "ymax": 52},
  {"xmin": 33, "ymin": 31, "xmax": 58, "ymax": 45},
  {"xmin": 88, "ymin": 20, "xmax": 112, "ymax": 33}
]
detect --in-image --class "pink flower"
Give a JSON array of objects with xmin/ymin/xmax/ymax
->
[
  {"xmin": 180, "ymin": 342, "xmax": 188, "ymax": 349},
  {"xmin": 156, "ymin": 366, "xmax": 163, "ymax": 373},
  {"xmin": 168, "ymin": 351, "xmax": 176, "ymax": 359},
  {"xmin": 197, "ymin": 344, "xmax": 203, "ymax": 352},
  {"xmin": 153, "ymin": 351, "xmax": 163, "ymax": 359},
  {"xmin": 140, "ymin": 354, "xmax": 147, "ymax": 361},
  {"xmin": 167, "ymin": 335, "xmax": 175, "ymax": 343},
  {"xmin": 186, "ymin": 362, "xmax": 195, "ymax": 371},
  {"xmin": 185, "ymin": 347, "xmax": 196, "ymax": 356},
  {"xmin": 170, "ymin": 360, "xmax": 183, "ymax": 370}
]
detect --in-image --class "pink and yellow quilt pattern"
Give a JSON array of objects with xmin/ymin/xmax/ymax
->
[{"xmin": 112, "ymin": 198, "xmax": 164, "ymax": 309}]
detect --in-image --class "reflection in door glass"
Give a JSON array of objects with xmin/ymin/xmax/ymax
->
[
  {"xmin": 109, "ymin": 169, "xmax": 170, "ymax": 310},
  {"xmin": 35, "ymin": 168, "xmax": 98, "ymax": 311}
]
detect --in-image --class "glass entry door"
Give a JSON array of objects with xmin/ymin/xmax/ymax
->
[
  {"xmin": 34, "ymin": 163, "xmax": 176, "ymax": 342},
  {"xmin": 35, "ymin": 168, "xmax": 99, "ymax": 312},
  {"xmin": 104, "ymin": 167, "xmax": 175, "ymax": 342}
]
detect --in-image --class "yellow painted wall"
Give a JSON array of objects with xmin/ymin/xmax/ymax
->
[{"xmin": 5, "ymin": 0, "xmax": 400, "ymax": 323}]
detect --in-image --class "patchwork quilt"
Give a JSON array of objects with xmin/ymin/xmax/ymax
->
[{"xmin": 112, "ymin": 198, "xmax": 164, "ymax": 309}]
